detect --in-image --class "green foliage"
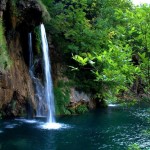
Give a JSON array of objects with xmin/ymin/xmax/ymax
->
[
  {"xmin": 120, "ymin": 100, "xmax": 138, "ymax": 107},
  {"xmin": 128, "ymin": 143, "xmax": 141, "ymax": 150},
  {"xmin": 54, "ymin": 80, "xmax": 70, "ymax": 115},
  {"xmin": 0, "ymin": 19, "xmax": 11, "ymax": 71},
  {"xmin": 115, "ymin": 5, "xmax": 150, "ymax": 94},
  {"xmin": 76, "ymin": 105, "xmax": 88, "ymax": 114},
  {"xmin": 68, "ymin": 107, "xmax": 76, "ymax": 114},
  {"xmin": 34, "ymin": 26, "xmax": 41, "ymax": 55},
  {"xmin": 37, "ymin": 0, "xmax": 51, "ymax": 23},
  {"xmin": 40, "ymin": 0, "xmax": 150, "ymax": 103}
]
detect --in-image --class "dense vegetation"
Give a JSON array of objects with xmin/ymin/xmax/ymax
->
[
  {"xmin": 40, "ymin": 0, "xmax": 150, "ymax": 105},
  {"xmin": 0, "ymin": 19, "xmax": 11, "ymax": 71},
  {"xmin": 0, "ymin": 1, "xmax": 150, "ymax": 149}
]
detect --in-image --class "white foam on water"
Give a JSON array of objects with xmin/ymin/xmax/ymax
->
[
  {"xmin": 40, "ymin": 24, "xmax": 55, "ymax": 123},
  {"xmin": 108, "ymin": 104, "xmax": 120, "ymax": 107},
  {"xmin": 0, "ymin": 130, "xmax": 3, "ymax": 133},
  {"xmin": 15, "ymin": 119, "xmax": 37, "ymax": 124},
  {"xmin": 40, "ymin": 122, "xmax": 70, "ymax": 130},
  {"xmin": 5, "ymin": 124, "xmax": 17, "ymax": 129},
  {"xmin": 35, "ymin": 116, "xmax": 47, "ymax": 118}
]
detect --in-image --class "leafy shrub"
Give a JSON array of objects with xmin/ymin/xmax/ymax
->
[
  {"xmin": 76, "ymin": 105, "xmax": 88, "ymax": 114},
  {"xmin": 40, "ymin": 0, "xmax": 150, "ymax": 104},
  {"xmin": 54, "ymin": 80, "xmax": 70, "ymax": 115}
]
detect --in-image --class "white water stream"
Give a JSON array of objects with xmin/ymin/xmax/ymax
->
[
  {"xmin": 40, "ymin": 24, "xmax": 55, "ymax": 123},
  {"xmin": 28, "ymin": 33, "xmax": 45, "ymax": 117}
]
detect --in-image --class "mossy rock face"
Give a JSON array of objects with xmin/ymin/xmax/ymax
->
[
  {"xmin": 63, "ymin": 109, "xmax": 71, "ymax": 115},
  {"xmin": 0, "ymin": 18, "xmax": 11, "ymax": 71},
  {"xmin": 54, "ymin": 80, "xmax": 71, "ymax": 115},
  {"xmin": 0, "ymin": 0, "xmax": 46, "ymax": 118},
  {"xmin": 3, "ymin": 0, "xmax": 48, "ymax": 32},
  {"xmin": 68, "ymin": 108, "xmax": 76, "ymax": 114},
  {"xmin": 0, "ymin": 96, "xmax": 28, "ymax": 118}
]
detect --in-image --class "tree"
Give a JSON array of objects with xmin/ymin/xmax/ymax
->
[{"xmin": 41, "ymin": 0, "xmax": 150, "ymax": 102}]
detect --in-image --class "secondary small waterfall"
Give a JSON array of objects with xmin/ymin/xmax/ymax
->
[
  {"xmin": 28, "ymin": 33, "xmax": 45, "ymax": 117},
  {"xmin": 28, "ymin": 33, "xmax": 33, "ymax": 70},
  {"xmin": 40, "ymin": 24, "xmax": 55, "ymax": 123}
]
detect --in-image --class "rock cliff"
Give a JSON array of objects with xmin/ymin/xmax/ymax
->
[{"xmin": 0, "ymin": 0, "xmax": 43, "ymax": 118}]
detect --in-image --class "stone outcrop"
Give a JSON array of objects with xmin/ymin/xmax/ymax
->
[
  {"xmin": 0, "ymin": 0, "xmax": 7, "ymax": 11},
  {"xmin": 0, "ymin": 33, "xmax": 35, "ymax": 117},
  {"xmin": 0, "ymin": 0, "xmax": 44, "ymax": 118},
  {"xmin": 0, "ymin": 0, "xmax": 7, "ymax": 17},
  {"xmin": 50, "ymin": 35, "xmax": 97, "ymax": 113},
  {"xmin": 68, "ymin": 88, "xmax": 96, "ymax": 110},
  {"xmin": 17, "ymin": 0, "xmax": 43, "ymax": 29}
]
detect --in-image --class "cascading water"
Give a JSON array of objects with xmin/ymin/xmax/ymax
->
[
  {"xmin": 29, "ymin": 26, "xmax": 62, "ymax": 129},
  {"xmin": 40, "ymin": 24, "xmax": 55, "ymax": 123},
  {"xmin": 28, "ymin": 33, "xmax": 45, "ymax": 117},
  {"xmin": 28, "ymin": 33, "xmax": 33, "ymax": 70}
]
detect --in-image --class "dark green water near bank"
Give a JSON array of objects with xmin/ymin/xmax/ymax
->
[{"xmin": 0, "ymin": 105, "xmax": 150, "ymax": 150}]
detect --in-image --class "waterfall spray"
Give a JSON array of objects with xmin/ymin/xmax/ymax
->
[
  {"xmin": 40, "ymin": 24, "xmax": 55, "ymax": 123},
  {"xmin": 28, "ymin": 33, "xmax": 45, "ymax": 117}
]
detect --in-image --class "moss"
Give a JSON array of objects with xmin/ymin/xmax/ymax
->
[
  {"xmin": 54, "ymin": 80, "xmax": 90, "ymax": 115},
  {"xmin": 0, "ymin": 19, "xmax": 11, "ymax": 71},
  {"xmin": 33, "ymin": 26, "xmax": 42, "ymax": 55},
  {"xmin": 19, "ymin": 108, "xmax": 26, "ymax": 117},
  {"xmin": 68, "ymin": 104, "xmax": 89, "ymax": 115},
  {"xmin": 76, "ymin": 104, "xmax": 88, "ymax": 114},
  {"xmin": 9, "ymin": 0, "xmax": 22, "ymax": 28},
  {"xmin": 63, "ymin": 109, "xmax": 71, "ymax": 115},
  {"xmin": 54, "ymin": 80, "xmax": 70, "ymax": 115},
  {"xmin": 12, "ymin": 100, "xmax": 16, "ymax": 110},
  {"xmin": 68, "ymin": 108, "xmax": 76, "ymax": 114}
]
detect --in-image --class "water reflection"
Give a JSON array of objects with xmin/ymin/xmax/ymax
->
[{"xmin": 15, "ymin": 119, "xmax": 38, "ymax": 124}]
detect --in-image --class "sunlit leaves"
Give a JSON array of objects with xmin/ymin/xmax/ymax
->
[
  {"xmin": 72, "ymin": 55, "xmax": 89, "ymax": 66},
  {"xmin": 42, "ymin": 0, "xmax": 150, "ymax": 101}
]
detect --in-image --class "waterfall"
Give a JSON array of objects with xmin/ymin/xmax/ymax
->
[
  {"xmin": 28, "ymin": 33, "xmax": 45, "ymax": 117},
  {"xmin": 29, "ymin": 33, "xmax": 33, "ymax": 70},
  {"xmin": 28, "ymin": 26, "xmax": 66, "ymax": 129},
  {"xmin": 40, "ymin": 24, "xmax": 55, "ymax": 123}
]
